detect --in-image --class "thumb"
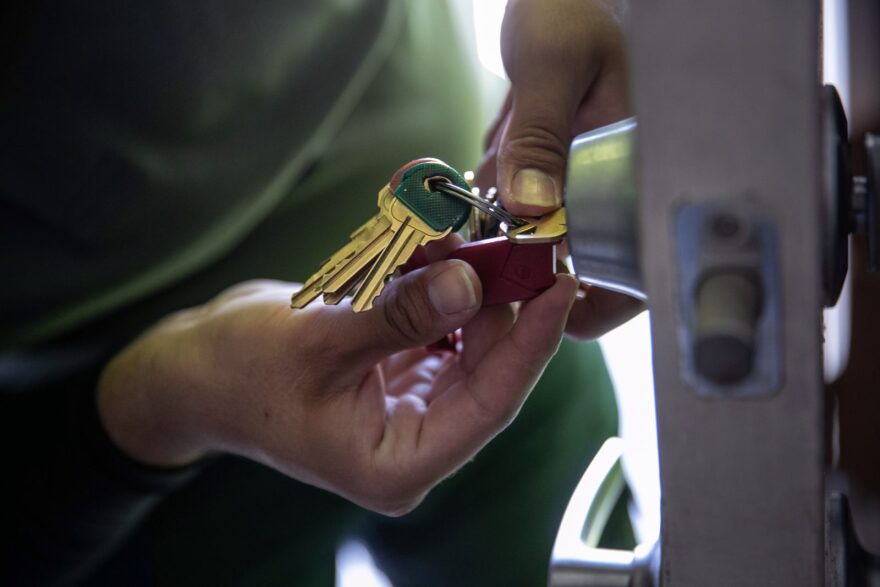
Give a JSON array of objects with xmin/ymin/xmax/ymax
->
[
  {"xmin": 342, "ymin": 260, "xmax": 482, "ymax": 364},
  {"xmin": 497, "ymin": 76, "xmax": 584, "ymax": 217},
  {"xmin": 497, "ymin": 0, "xmax": 605, "ymax": 217}
]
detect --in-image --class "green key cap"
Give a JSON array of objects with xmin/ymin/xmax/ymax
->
[{"xmin": 393, "ymin": 160, "xmax": 472, "ymax": 232}]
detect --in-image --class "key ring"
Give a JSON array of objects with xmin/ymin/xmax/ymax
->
[{"xmin": 429, "ymin": 179, "xmax": 528, "ymax": 228}]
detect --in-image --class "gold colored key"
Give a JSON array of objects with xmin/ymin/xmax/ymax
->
[
  {"xmin": 502, "ymin": 207, "xmax": 568, "ymax": 244},
  {"xmin": 290, "ymin": 188, "xmax": 395, "ymax": 309},
  {"xmin": 318, "ymin": 188, "xmax": 398, "ymax": 304},
  {"xmin": 350, "ymin": 194, "xmax": 450, "ymax": 311},
  {"xmin": 291, "ymin": 186, "xmax": 451, "ymax": 313}
]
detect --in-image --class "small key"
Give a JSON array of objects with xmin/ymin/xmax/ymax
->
[
  {"xmin": 291, "ymin": 159, "xmax": 472, "ymax": 312},
  {"xmin": 502, "ymin": 207, "xmax": 567, "ymax": 244}
]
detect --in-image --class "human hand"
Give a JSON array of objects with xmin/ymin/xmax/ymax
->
[
  {"xmin": 476, "ymin": 0, "xmax": 642, "ymax": 339},
  {"xmin": 98, "ymin": 238, "xmax": 578, "ymax": 515}
]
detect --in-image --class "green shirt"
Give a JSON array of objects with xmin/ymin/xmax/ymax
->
[{"xmin": 2, "ymin": 0, "xmax": 457, "ymax": 350}]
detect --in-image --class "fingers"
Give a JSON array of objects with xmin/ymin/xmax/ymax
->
[
  {"xmin": 335, "ymin": 260, "xmax": 482, "ymax": 369},
  {"xmin": 412, "ymin": 274, "xmax": 579, "ymax": 479},
  {"xmin": 419, "ymin": 303, "xmax": 517, "ymax": 405},
  {"xmin": 495, "ymin": 0, "xmax": 630, "ymax": 217},
  {"xmin": 565, "ymin": 285, "xmax": 646, "ymax": 340},
  {"xmin": 383, "ymin": 348, "xmax": 435, "ymax": 384},
  {"xmin": 212, "ymin": 279, "xmax": 289, "ymax": 304},
  {"xmin": 460, "ymin": 303, "xmax": 515, "ymax": 374},
  {"xmin": 461, "ymin": 274, "xmax": 578, "ymax": 419},
  {"xmin": 496, "ymin": 83, "xmax": 581, "ymax": 217},
  {"xmin": 497, "ymin": 3, "xmax": 597, "ymax": 217},
  {"xmin": 386, "ymin": 353, "xmax": 450, "ymax": 398}
]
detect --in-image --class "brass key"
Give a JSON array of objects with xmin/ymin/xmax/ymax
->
[
  {"xmin": 350, "ymin": 194, "xmax": 449, "ymax": 311},
  {"xmin": 291, "ymin": 160, "xmax": 472, "ymax": 312},
  {"xmin": 502, "ymin": 207, "xmax": 568, "ymax": 244},
  {"xmin": 290, "ymin": 188, "xmax": 395, "ymax": 309}
]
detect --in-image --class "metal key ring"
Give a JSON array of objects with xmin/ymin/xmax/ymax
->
[{"xmin": 429, "ymin": 179, "xmax": 528, "ymax": 227}]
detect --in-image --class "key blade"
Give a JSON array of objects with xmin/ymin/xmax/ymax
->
[
  {"xmin": 323, "ymin": 262, "xmax": 371, "ymax": 305},
  {"xmin": 291, "ymin": 215, "xmax": 392, "ymax": 309},
  {"xmin": 351, "ymin": 219, "xmax": 419, "ymax": 312},
  {"xmin": 504, "ymin": 208, "xmax": 567, "ymax": 244},
  {"xmin": 323, "ymin": 229, "xmax": 393, "ymax": 293},
  {"xmin": 291, "ymin": 281, "xmax": 324, "ymax": 309},
  {"xmin": 293, "ymin": 258, "xmax": 349, "ymax": 308}
]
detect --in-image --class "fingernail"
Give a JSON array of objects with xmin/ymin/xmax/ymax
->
[
  {"xmin": 428, "ymin": 262, "xmax": 478, "ymax": 314},
  {"xmin": 512, "ymin": 168, "xmax": 561, "ymax": 207}
]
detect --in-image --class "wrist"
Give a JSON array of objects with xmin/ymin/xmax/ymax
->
[{"xmin": 97, "ymin": 331, "xmax": 213, "ymax": 468}]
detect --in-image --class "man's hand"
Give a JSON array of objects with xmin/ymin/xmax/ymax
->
[
  {"xmin": 97, "ymin": 238, "xmax": 578, "ymax": 516},
  {"xmin": 476, "ymin": 0, "xmax": 643, "ymax": 339}
]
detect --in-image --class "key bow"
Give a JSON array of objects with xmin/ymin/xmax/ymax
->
[{"xmin": 392, "ymin": 160, "xmax": 472, "ymax": 233}]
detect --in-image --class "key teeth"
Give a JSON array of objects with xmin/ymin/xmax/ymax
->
[
  {"xmin": 350, "ymin": 276, "xmax": 387, "ymax": 312},
  {"xmin": 351, "ymin": 299, "xmax": 374, "ymax": 313}
]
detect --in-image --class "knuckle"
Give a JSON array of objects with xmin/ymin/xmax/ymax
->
[
  {"xmin": 216, "ymin": 279, "xmax": 280, "ymax": 303},
  {"xmin": 382, "ymin": 280, "xmax": 434, "ymax": 345},
  {"xmin": 468, "ymin": 385, "xmax": 517, "ymax": 430},
  {"xmin": 500, "ymin": 128, "xmax": 569, "ymax": 170},
  {"xmin": 503, "ymin": 335, "xmax": 551, "ymax": 384},
  {"xmin": 465, "ymin": 386, "xmax": 501, "ymax": 424}
]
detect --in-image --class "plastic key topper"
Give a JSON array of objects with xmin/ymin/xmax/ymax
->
[
  {"xmin": 391, "ymin": 158, "xmax": 472, "ymax": 233},
  {"xmin": 405, "ymin": 238, "xmax": 557, "ymax": 306}
]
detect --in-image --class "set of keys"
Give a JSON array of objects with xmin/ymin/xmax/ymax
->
[{"xmin": 291, "ymin": 158, "xmax": 568, "ymax": 313}]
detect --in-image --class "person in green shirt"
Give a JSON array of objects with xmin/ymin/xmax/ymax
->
[{"xmin": 1, "ymin": 0, "xmax": 640, "ymax": 584}]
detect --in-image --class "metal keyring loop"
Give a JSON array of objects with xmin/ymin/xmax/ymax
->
[{"xmin": 429, "ymin": 179, "xmax": 528, "ymax": 227}]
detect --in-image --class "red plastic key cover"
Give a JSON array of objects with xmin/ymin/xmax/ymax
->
[
  {"xmin": 404, "ymin": 238, "xmax": 556, "ymax": 306},
  {"xmin": 447, "ymin": 237, "xmax": 556, "ymax": 305}
]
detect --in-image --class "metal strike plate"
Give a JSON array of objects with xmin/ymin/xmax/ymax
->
[{"xmin": 675, "ymin": 204, "xmax": 783, "ymax": 396}]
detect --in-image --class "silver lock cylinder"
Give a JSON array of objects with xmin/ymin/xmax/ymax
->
[{"xmin": 565, "ymin": 118, "xmax": 644, "ymax": 300}]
